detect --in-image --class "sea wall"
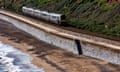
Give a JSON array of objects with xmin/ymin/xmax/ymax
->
[
  {"xmin": 81, "ymin": 42, "xmax": 120, "ymax": 64},
  {"xmin": 0, "ymin": 14, "xmax": 79, "ymax": 54},
  {"xmin": 0, "ymin": 13, "xmax": 120, "ymax": 65}
]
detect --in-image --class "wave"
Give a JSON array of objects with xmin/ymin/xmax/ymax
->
[{"xmin": 0, "ymin": 41, "xmax": 45, "ymax": 72}]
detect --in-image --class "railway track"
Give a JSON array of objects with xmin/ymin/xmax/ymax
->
[{"xmin": 0, "ymin": 10, "xmax": 119, "ymax": 50}]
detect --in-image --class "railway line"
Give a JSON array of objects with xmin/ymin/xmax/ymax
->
[
  {"xmin": 0, "ymin": 10, "xmax": 120, "ymax": 65},
  {"xmin": 0, "ymin": 15, "xmax": 120, "ymax": 72},
  {"xmin": 0, "ymin": 10, "xmax": 119, "ymax": 49}
]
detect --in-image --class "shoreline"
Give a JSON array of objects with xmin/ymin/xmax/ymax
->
[
  {"xmin": 0, "ymin": 19, "xmax": 120, "ymax": 72},
  {"xmin": 0, "ymin": 35, "xmax": 59, "ymax": 72},
  {"xmin": 0, "ymin": 41, "xmax": 44, "ymax": 72}
]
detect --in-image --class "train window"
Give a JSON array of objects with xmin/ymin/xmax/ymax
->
[
  {"xmin": 27, "ymin": 9, "xmax": 32, "ymax": 12},
  {"xmin": 52, "ymin": 16, "xmax": 57, "ymax": 19},
  {"xmin": 34, "ymin": 11, "xmax": 39, "ymax": 14},
  {"xmin": 41, "ymin": 13, "xmax": 47, "ymax": 16}
]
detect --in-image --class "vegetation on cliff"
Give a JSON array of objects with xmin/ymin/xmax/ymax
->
[{"xmin": 0, "ymin": 0, "xmax": 120, "ymax": 37}]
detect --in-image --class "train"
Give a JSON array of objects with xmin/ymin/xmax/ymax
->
[{"xmin": 22, "ymin": 6, "xmax": 66, "ymax": 25}]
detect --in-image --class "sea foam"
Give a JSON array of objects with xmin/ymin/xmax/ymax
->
[{"xmin": 0, "ymin": 41, "xmax": 45, "ymax": 72}]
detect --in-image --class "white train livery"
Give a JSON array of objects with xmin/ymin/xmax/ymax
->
[{"xmin": 22, "ymin": 7, "xmax": 66, "ymax": 25}]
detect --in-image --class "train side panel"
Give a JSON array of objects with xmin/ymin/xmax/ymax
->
[
  {"xmin": 39, "ymin": 11, "xmax": 50, "ymax": 21},
  {"xmin": 33, "ymin": 10, "xmax": 41, "ymax": 18},
  {"xmin": 49, "ymin": 13, "xmax": 60, "ymax": 24},
  {"xmin": 22, "ymin": 7, "xmax": 34, "ymax": 16}
]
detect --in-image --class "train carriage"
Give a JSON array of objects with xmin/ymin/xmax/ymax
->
[{"xmin": 22, "ymin": 6, "xmax": 66, "ymax": 25}]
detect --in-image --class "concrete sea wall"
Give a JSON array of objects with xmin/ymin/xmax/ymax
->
[
  {"xmin": 81, "ymin": 42, "xmax": 120, "ymax": 64},
  {"xmin": 0, "ymin": 13, "xmax": 120, "ymax": 65},
  {"xmin": 0, "ymin": 14, "xmax": 79, "ymax": 54}
]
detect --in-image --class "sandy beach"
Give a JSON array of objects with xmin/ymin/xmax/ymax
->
[{"xmin": 0, "ymin": 19, "xmax": 120, "ymax": 72}]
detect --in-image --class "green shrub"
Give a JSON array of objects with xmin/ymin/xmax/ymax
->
[{"xmin": 0, "ymin": 0, "xmax": 119, "ymax": 37}]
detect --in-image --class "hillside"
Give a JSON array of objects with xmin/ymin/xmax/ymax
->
[{"xmin": 0, "ymin": 0, "xmax": 120, "ymax": 37}]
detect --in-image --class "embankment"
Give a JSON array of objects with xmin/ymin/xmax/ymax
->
[{"xmin": 0, "ymin": 10, "xmax": 120, "ymax": 65}]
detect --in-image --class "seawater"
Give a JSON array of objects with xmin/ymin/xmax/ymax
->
[
  {"xmin": 0, "ymin": 41, "xmax": 45, "ymax": 72},
  {"xmin": 0, "ymin": 64, "xmax": 6, "ymax": 71}
]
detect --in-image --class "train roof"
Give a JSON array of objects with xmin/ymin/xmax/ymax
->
[
  {"xmin": 40, "ymin": 11, "xmax": 49, "ymax": 14},
  {"xmin": 34, "ymin": 9, "xmax": 41, "ymax": 13},
  {"xmin": 22, "ymin": 6, "xmax": 65, "ymax": 16},
  {"xmin": 23, "ymin": 7, "xmax": 33, "ymax": 10},
  {"xmin": 49, "ymin": 13, "xmax": 65, "ymax": 16}
]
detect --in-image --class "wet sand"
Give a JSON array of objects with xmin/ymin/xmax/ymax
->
[{"xmin": 0, "ymin": 19, "xmax": 120, "ymax": 72}]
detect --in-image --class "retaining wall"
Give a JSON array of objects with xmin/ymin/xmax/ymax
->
[
  {"xmin": 81, "ymin": 42, "xmax": 120, "ymax": 64},
  {"xmin": 0, "ymin": 12, "xmax": 120, "ymax": 65},
  {"xmin": 0, "ymin": 14, "xmax": 79, "ymax": 54}
]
